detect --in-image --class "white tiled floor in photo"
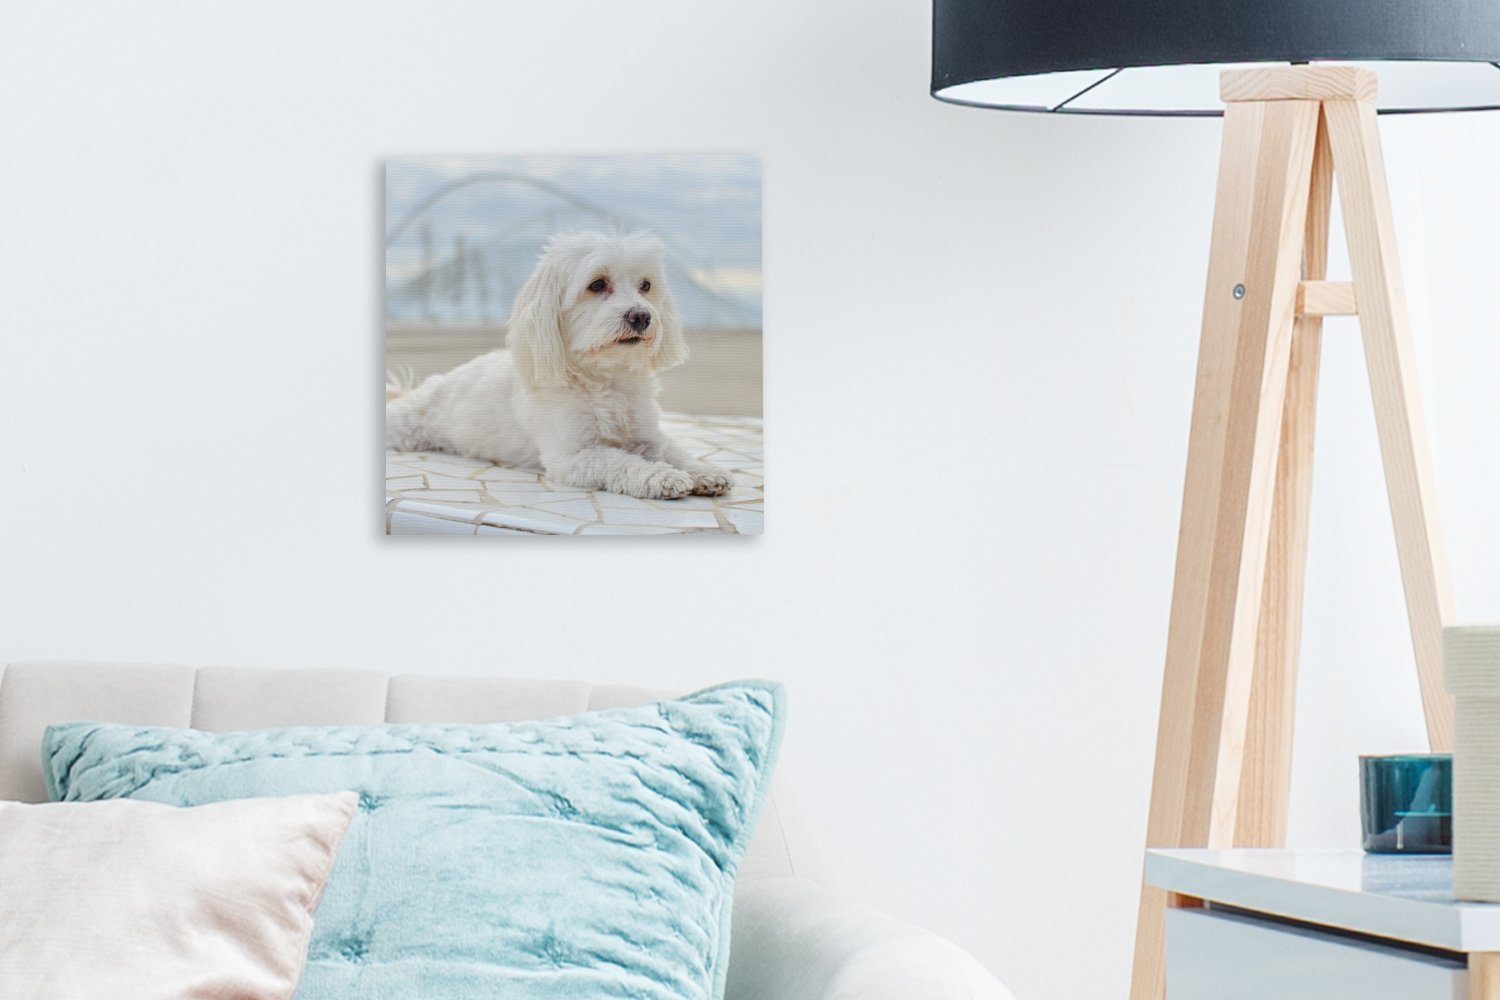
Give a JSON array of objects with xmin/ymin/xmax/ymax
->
[{"xmin": 385, "ymin": 415, "xmax": 763, "ymax": 536}]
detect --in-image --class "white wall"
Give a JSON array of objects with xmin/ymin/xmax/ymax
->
[{"xmin": 2, "ymin": 4, "xmax": 1498, "ymax": 998}]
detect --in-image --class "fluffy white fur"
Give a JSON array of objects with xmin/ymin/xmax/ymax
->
[{"xmin": 386, "ymin": 231, "xmax": 732, "ymax": 500}]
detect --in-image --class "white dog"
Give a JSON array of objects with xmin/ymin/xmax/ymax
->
[{"xmin": 386, "ymin": 231, "xmax": 732, "ymax": 500}]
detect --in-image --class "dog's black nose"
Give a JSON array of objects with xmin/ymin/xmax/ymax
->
[{"xmin": 625, "ymin": 308, "xmax": 652, "ymax": 333}]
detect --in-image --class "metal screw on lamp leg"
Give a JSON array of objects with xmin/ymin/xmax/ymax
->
[{"xmin": 1233, "ymin": 283, "xmax": 1246, "ymax": 299}]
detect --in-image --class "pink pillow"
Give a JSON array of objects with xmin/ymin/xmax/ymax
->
[{"xmin": 0, "ymin": 792, "xmax": 357, "ymax": 999}]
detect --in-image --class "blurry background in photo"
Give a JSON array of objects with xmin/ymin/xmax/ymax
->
[{"xmin": 385, "ymin": 154, "xmax": 762, "ymax": 418}]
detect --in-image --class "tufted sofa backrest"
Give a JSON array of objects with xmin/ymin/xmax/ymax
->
[{"xmin": 0, "ymin": 660, "xmax": 808, "ymax": 885}]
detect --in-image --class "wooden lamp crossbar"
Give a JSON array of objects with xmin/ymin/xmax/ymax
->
[{"xmin": 1129, "ymin": 65, "xmax": 1456, "ymax": 1000}]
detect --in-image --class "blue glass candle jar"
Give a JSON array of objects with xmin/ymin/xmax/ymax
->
[{"xmin": 1359, "ymin": 754, "xmax": 1452, "ymax": 854}]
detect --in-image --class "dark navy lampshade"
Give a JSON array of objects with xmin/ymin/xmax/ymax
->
[{"xmin": 932, "ymin": 0, "xmax": 1500, "ymax": 115}]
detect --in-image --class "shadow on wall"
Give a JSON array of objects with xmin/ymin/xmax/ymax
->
[{"xmin": 386, "ymin": 326, "xmax": 763, "ymax": 419}]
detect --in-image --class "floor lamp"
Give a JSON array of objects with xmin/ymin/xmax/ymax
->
[{"xmin": 930, "ymin": 4, "xmax": 1500, "ymax": 998}]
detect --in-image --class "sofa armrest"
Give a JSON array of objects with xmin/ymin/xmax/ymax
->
[{"xmin": 725, "ymin": 876, "xmax": 1015, "ymax": 1000}]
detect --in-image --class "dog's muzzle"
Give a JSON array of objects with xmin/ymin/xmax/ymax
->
[{"xmin": 616, "ymin": 308, "xmax": 653, "ymax": 345}]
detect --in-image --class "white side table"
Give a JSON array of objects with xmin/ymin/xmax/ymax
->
[{"xmin": 1146, "ymin": 849, "xmax": 1500, "ymax": 999}]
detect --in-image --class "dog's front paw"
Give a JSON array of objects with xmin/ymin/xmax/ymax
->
[
  {"xmin": 691, "ymin": 471, "xmax": 733, "ymax": 496},
  {"xmin": 643, "ymin": 467, "xmax": 695, "ymax": 500}
]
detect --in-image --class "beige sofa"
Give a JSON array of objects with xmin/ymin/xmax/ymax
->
[{"xmin": 0, "ymin": 660, "xmax": 1013, "ymax": 1000}]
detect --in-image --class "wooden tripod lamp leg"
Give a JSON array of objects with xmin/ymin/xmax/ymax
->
[
  {"xmin": 1235, "ymin": 114, "xmax": 1334, "ymax": 848},
  {"xmin": 1323, "ymin": 98, "xmax": 1457, "ymax": 750},
  {"xmin": 1129, "ymin": 95, "xmax": 1320, "ymax": 1000}
]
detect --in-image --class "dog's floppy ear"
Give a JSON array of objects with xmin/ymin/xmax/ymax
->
[
  {"xmin": 649, "ymin": 283, "xmax": 689, "ymax": 373},
  {"xmin": 508, "ymin": 251, "xmax": 571, "ymax": 387}
]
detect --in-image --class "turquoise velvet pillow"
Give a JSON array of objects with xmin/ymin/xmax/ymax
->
[{"xmin": 44, "ymin": 681, "xmax": 784, "ymax": 1000}]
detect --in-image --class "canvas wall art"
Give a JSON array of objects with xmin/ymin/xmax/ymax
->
[{"xmin": 384, "ymin": 154, "xmax": 763, "ymax": 536}]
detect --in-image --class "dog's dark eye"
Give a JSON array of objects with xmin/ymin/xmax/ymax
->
[
  {"xmin": 588, "ymin": 278, "xmax": 608, "ymax": 294},
  {"xmin": 639, "ymin": 279, "xmax": 651, "ymax": 293}
]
